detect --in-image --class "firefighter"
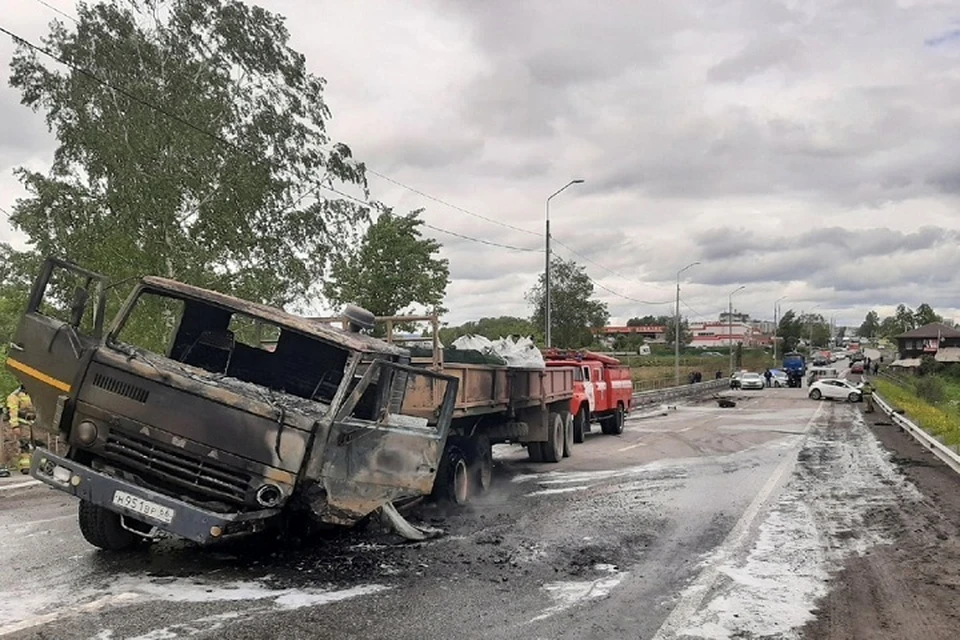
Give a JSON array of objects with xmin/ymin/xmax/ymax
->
[
  {"xmin": 861, "ymin": 380, "xmax": 875, "ymax": 413},
  {"xmin": 4, "ymin": 385, "xmax": 34, "ymax": 474}
]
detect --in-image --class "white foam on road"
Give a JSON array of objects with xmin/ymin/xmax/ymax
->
[
  {"xmin": 658, "ymin": 405, "xmax": 921, "ymax": 640},
  {"xmin": 0, "ymin": 576, "xmax": 390, "ymax": 637},
  {"xmin": 528, "ymin": 564, "xmax": 627, "ymax": 623},
  {"xmin": 0, "ymin": 479, "xmax": 41, "ymax": 492}
]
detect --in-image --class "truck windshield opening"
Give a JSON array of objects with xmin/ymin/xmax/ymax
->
[{"xmin": 111, "ymin": 289, "xmax": 349, "ymax": 404}]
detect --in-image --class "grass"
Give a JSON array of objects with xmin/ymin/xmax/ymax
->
[
  {"xmin": 628, "ymin": 351, "xmax": 773, "ymax": 391},
  {"xmin": 874, "ymin": 377, "xmax": 960, "ymax": 447}
]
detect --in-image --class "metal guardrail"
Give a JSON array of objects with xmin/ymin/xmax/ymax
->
[
  {"xmin": 632, "ymin": 379, "xmax": 728, "ymax": 407},
  {"xmin": 874, "ymin": 393, "xmax": 960, "ymax": 477}
]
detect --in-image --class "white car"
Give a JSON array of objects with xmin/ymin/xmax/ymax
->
[
  {"xmin": 808, "ymin": 379, "xmax": 862, "ymax": 402},
  {"xmin": 740, "ymin": 372, "xmax": 765, "ymax": 390}
]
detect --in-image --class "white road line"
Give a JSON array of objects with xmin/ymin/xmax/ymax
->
[
  {"xmin": 650, "ymin": 401, "xmax": 825, "ymax": 640},
  {"xmin": 617, "ymin": 442, "xmax": 648, "ymax": 452},
  {"xmin": 0, "ymin": 479, "xmax": 41, "ymax": 492}
]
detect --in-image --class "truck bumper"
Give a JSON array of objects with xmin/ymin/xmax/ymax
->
[{"xmin": 30, "ymin": 449, "xmax": 280, "ymax": 545}]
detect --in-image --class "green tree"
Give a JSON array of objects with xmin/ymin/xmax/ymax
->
[
  {"xmin": 627, "ymin": 315, "xmax": 657, "ymax": 326},
  {"xmin": 859, "ymin": 311, "xmax": 880, "ymax": 338},
  {"xmin": 894, "ymin": 304, "xmax": 917, "ymax": 334},
  {"xmin": 777, "ymin": 309, "xmax": 803, "ymax": 352},
  {"xmin": 324, "ymin": 210, "xmax": 449, "ymax": 321},
  {"xmin": 527, "ymin": 257, "xmax": 609, "ymax": 349},
  {"xmin": 8, "ymin": 0, "xmax": 368, "ymax": 313},
  {"xmin": 0, "ymin": 245, "xmax": 37, "ymax": 393},
  {"xmin": 914, "ymin": 303, "xmax": 941, "ymax": 327},
  {"xmin": 879, "ymin": 315, "xmax": 901, "ymax": 339},
  {"xmin": 662, "ymin": 315, "xmax": 692, "ymax": 350}
]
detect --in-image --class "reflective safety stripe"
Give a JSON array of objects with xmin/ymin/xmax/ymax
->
[{"xmin": 5, "ymin": 358, "xmax": 71, "ymax": 393}]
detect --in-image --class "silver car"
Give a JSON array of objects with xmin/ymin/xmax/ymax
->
[{"xmin": 740, "ymin": 372, "xmax": 765, "ymax": 390}]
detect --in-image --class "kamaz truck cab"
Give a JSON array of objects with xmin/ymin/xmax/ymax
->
[{"xmin": 7, "ymin": 258, "xmax": 457, "ymax": 550}]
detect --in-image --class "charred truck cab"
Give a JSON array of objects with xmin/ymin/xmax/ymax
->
[{"xmin": 8, "ymin": 258, "xmax": 457, "ymax": 550}]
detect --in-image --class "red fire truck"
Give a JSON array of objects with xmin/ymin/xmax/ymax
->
[{"xmin": 543, "ymin": 349, "xmax": 633, "ymax": 441}]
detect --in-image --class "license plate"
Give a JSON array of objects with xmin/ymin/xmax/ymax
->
[{"xmin": 112, "ymin": 490, "xmax": 175, "ymax": 524}]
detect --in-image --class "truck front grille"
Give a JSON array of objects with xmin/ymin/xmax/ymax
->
[
  {"xmin": 92, "ymin": 373, "xmax": 150, "ymax": 404},
  {"xmin": 104, "ymin": 431, "xmax": 251, "ymax": 506}
]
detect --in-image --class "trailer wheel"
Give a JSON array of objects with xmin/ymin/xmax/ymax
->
[
  {"xmin": 562, "ymin": 412, "xmax": 574, "ymax": 458},
  {"xmin": 573, "ymin": 406, "xmax": 587, "ymax": 444},
  {"xmin": 541, "ymin": 412, "xmax": 564, "ymax": 463},
  {"xmin": 78, "ymin": 500, "xmax": 139, "ymax": 551},
  {"xmin": 600, "ymin": 404, "xmax": 625, "ymax": 435},
  {"xmin": 434, "ymin": 444, "xmax": 470, "ymax": 505}
]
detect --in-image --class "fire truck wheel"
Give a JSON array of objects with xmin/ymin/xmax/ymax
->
[
  {"xmin": 601, "ymin": 405, "xmax": 625, "ymax": 435},
  {"xmin": 541, "ymin": 412, "xmax": 564, "ymax": 463},
  {"xmin": 78, "ymin": 500, "xmax": 139, "ymax": 551},
  {"xmin": 562, "ymin": 412, "xmax": 574, "ymax": 458},
  {"xmin": 573, "ymin": 407, "xmax": 587, "ymax": 444}
]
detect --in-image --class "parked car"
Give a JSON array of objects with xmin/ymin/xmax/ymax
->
[
  {"xmin": 740, "ymin": 372, "xmax": 765, "ymax": 390},
  {"xmin": 770, "ymin": 369, "xmax": 789, "ymax": 387},
  {"xmin": 850, "ymin": 362, "xmax": 864, "ymax": 374},
  {"xmin": 808, "ymin": 379, "xmax": 862, "ymax": 402}
]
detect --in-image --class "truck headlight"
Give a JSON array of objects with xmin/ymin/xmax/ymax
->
[{"xmin": 75, "ymin": 420, "xmax": 99, "ymax": 445}]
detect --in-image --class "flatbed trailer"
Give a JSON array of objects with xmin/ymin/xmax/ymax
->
[{"xmin": 311, "ymin": 314, "xmax": 576, "ymax": 504}]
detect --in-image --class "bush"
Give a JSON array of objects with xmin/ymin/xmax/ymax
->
[
  {"xmin": 918, "ymin": 355, "xmax": 942, "ymax": 377},
  {"xmin": 915, "ymin": 376, "xmax": 946, "ymax": 403}
]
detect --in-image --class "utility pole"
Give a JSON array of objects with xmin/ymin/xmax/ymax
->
[
  {"xmin": 675, "ymin": 261, "xmax": 700, "ymax": 385},
  {"xmin": 544, "ymin": 179, "xmax": 584, "ymax": 347},
  {"xmin": 729, "ymin": 285, "xmax": 745, "ymax": 374},
  {"xmin": 773, "ymin": 296, "xmax": 787, "ymax": 363}
]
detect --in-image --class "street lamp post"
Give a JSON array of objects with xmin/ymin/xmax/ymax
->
[
  {"xmin": 545, "ymin": 179, "xmax": 584, "ymax": 348},
  {"xmin": 675, "ymin": 261, "xmax": 700, "ymax": 385},
  {"xmin": 773, "ymin": 296, "xmax": 787, "ymax": 363},
  {"xmin": 729, "ymin": 285, "xmax": 746, "ymax": 374}
]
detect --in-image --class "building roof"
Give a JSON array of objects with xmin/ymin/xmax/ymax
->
[
  {"xmin": 890, "ymin": 358, "xmax": 922, "ymax": 368},
  {"xmin": 896, "ymin": 322, "xmax": 960, "ymax": 340}
]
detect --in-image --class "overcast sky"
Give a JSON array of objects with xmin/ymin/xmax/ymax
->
[{"xmin": 2, "ymin": 0, "xmax": 960, "ymax": 328}]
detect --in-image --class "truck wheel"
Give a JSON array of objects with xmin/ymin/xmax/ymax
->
[
  {"xmin": 527, "ymin": 442, "xmax": 544, "ymax": 462},
  {"xmin": 573, "ymin": 407, "xmax": 587, "ymax": 444},
  {"xmin": 562, "ymin": 412, "xmax": 574, "ymax": 458},
  {"xmin": 541, "ymin": 412, "xmax": 564, "ymax": 463},
  {"xmin": 433, "ymin": 444, "xmax": 470, "ymax": 505},
  {"xmin": 601, "ymin": 405, "xmax": 625, "ymax": 435},
  {"xmin": 471, "ymin": 437, "xmax": 493, "ymax": 494},
  {"xmin": 78, "ymin": 500, "xmax": 139, "ymax": 551}
]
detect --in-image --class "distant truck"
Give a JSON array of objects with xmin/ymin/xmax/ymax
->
[
  {"xmin": 782, "ymin": 352, "xmax": 806, "ymax": 387},
  {"xmin": 543, "ymin": 349, "xmax": 633, "ymax": 442}
]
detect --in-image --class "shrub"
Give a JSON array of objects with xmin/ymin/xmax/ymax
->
[
  {"xmin": 918, "ymin": 355, "xmax": 942, "ymax": 377},
  {"xmin": 915, "ymin": 376, "xmax": 946, "ymax": 403}
]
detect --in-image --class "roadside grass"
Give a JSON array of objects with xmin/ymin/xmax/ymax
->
[
  {"xmin": 874, "ymin": 377, "xmax": 960, "ymax": 447},
  {"xmin": 629, "ymin": 351, "xmax": 771, "ymax": 390}
]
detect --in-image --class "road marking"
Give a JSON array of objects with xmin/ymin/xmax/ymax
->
[
  {"xmin": 5, "ymin": 357, "xmax": 72, "ymax": 392},
  {"xmin": 650, "ymin": 401, "xmax": 824, "ymax": 640},
  {"xmin": 0, "ymin": 479, "xmax": 41, "ymax": 492},
  {"xmin": 617, "ymin": 442, "xmax": 648, "ymax": 452}
]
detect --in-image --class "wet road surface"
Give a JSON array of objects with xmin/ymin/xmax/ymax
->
[{"xmin": 2, "ymin": 385, "xmax": 958, "ymax": 639}]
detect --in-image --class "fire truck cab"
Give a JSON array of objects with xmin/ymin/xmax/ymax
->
[{"xmin": 543, "ymin": 349, "xmax": 633, "ymax": 442}]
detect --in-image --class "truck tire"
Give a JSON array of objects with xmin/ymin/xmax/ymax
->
[
  {"xmin": 527, "ymin": 442, "xmax": 544, "ymax": 462},
  {"xmin": 433, "ymin": 444, "xmax": 471, "ymax": 505},
  {"xmin": 573, "ymin": 406, "xmax": 587, "ymax": 444},
  {"xmin": 541, "ymin": 412, "xmax": 564, "ymax": 463},
  {"xmin": 562, "ymin": 412, "xmax": 574, "ymax": 458},
  {"xmin": 600, "ymin": 404, "xmax": 625, "ymax": 435},
  {"xmin": 470, "ymin": 437, "xmax": 493, "ymax": 494},
  {"xmin": 78, "ymin": 500, "xmax": 139, "ymax": 551}
]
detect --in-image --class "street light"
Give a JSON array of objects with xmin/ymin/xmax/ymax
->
[
  {"xmin": 729, "ymin": 285, "xmax": 746, "ymax": 374},
  {"xmin": 545, "ymin": 179, "xmax": 584, "ymax": 347},
  {"xmin": 675, "ymin": 261, "xmax": 700, "ymax": 385},
  {"xmin": 773, "ymin": 295, "xmax": 787, "ymax": 363}
]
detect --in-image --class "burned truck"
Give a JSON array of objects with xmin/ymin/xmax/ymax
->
[{"xmin": 7, "ymin": 258, "xmax": 457, "ymax": 550}]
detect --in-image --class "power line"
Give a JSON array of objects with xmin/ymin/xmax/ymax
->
[
  {"xmin": 681, "ymin": 299, "xmax": 708, "ymax": 320},
  {"xmin": 367, "ymin": 169, "xmax": 543, "ymax": 238},
  {"xmin": 318, "ymin": 184, "xmax": 540, "ymax": 253},
  {"xmin": 33, "ymin": 0, "xmax": 78, "ymax": 23}
]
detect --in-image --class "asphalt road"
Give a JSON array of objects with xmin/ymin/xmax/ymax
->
[{"xmin": 1, "ymin": 382, "xmax": 957, "ymax": 639}]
